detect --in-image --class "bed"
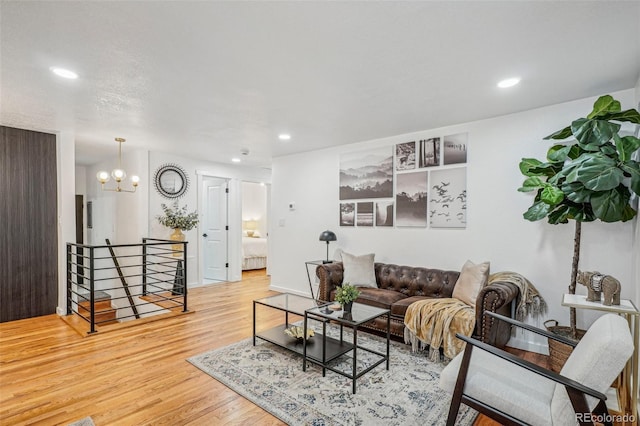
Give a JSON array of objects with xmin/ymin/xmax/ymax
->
[{"xmin": 242, "ymin": 236, "xmax": 268, "ymax": 270}]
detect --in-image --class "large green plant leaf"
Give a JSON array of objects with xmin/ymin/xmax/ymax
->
[
  {"xmin": 591, "ymin": 186, "xmax": 631, "ymax": 222},
  {"xmin": 544, "ymin": 126, "xmax": 573, "ymax": 140},
  {"xmin": 614, "ymin": 135, "xmax": 640, "ymax": 162},
  {"xmin": 561, "ymin": 181, "xmax": 592, "ymax": 203},
  {"xmin": 599, "ymin": 108, "xmax": 640, "ymax": 124},
  {"xmin": 572, "ymin": 118, "xmax": 620, "ymax": 150},
  {"xmin": 566, "ymin": 153, "xmax": 624, "ymax": 191},
  {"xmin": 567, "ymin": 204, "xmax": 596, "ymax": 222},
  {"xmin": 541, "ymin": 185, "xmax": 564, "ymax": 205},
  {"xmin": 621, "ymin": 162, "xmax": 640, "ymax": 195},
  {"xmin": 548, "ymin": 205, "xmax": 570, "ymax": 224},
  {"xmin": 518, "ymin": 176, "xmax": 546, "ymax": 192},
  {"xmin": 519, "ymin": 158, "xmax": 543, "ymax": 176},
  {"xmin": 587, "ymin": 95, "xmax": 621, "ymax": 119},
  {"xmin": 523, "ymin": 200, "xmax": 552, "ymax": 221},
  {"xmin": 547, "ymin": 144, "xmax": 581, "ymax": 162}
]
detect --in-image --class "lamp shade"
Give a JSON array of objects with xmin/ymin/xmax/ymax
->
[{"xmin": 319, "ymin": 230, "xmax": 337, "ymax": 242}]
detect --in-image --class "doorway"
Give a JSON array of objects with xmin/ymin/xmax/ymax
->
[{"xmin": 201, "ymin": 176, "xmax": 229, "ymax": 283}]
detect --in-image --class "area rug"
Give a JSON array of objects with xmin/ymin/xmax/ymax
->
[
  {"xmin": 188, "ymin": 324, "xmax": 477, "ymax": 425},
  {"xmin": 67, "ymin": 417, "xmax": 94, "ymax": 426}
]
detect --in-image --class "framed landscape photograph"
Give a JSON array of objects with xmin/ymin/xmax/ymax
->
[
  {"xmin": 443, "ymin": 133, "xmax": 468, "ymax": 165},
  {"xmin": 395, "ymin": 171, "xmax": 428, "ymax": 227},
  {"xmin": 340, "ymin": 202, "xmax": 355, "ymax": 226},
  {"xmin": 356, "ymin": 202, "xmax": 374, "ymax": 226},
  {"xmin": 375, "ymin": 201, "xmax": 394, "ymax": 227},
  {"xmin": 429, "ymin": 168, "xmax": 466, "ymax": 228},
  {"xmin": 340, "ymin": 147, "xmax": 393, "ymax": 200},
  {"xmin": 395, "ymin": 141, "xmax": 416, "ymax": 171},
  {"xmin": 417, "ymin": 137, "xmax": 440, "ymax": 168}
]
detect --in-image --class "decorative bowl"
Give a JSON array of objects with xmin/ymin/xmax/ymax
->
[{"xmin": 284, "ymin": 326, "xmax": 314, "ymax": 340}]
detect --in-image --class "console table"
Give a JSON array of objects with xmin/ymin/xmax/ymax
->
[
  {"xmin": 562, "ymin": 294, "xmax": 638, "ymax": 419},
  {"xmin": 304, "ymin": 260, "xmax": 327, "ymax": 300}
]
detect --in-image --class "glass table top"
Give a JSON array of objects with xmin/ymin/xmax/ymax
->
[
  {"xmin": 254, "ymin": 293, "xmax": 329, "ymax": 316},
  {"xmin": 306, "ymin": 302, "xmax": 389, "ymax": 325}
]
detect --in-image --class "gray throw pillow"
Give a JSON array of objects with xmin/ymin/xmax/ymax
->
[{"xmin": 341, "ymin": 251, "xmax": 377, "ymax": 288}]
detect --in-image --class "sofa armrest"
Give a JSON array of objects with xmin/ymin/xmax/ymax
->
[
  {"xmin": 474, "ymin": 281, "xmax": 519, "ymax": 348},
  {"xmin": 316, "ymin": 262, "xmax": 344, "ymax": 302}
]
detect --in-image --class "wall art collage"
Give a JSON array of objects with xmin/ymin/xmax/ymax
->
[{"xmin": 339, "ymin": 133, "xmax": 467, "ymax": 229}]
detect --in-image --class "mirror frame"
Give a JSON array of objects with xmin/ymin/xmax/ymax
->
[{"xmin": 153, "ymin": 163, "xmax": 189, "ymax": 199}]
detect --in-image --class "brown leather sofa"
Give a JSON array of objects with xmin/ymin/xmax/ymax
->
[{"xmin": 316, "ymin": 262, "xmax": 519, "ymax": 348}]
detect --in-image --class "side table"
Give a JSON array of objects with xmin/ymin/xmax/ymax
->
[
  {"xmin": 562, "ymin": 293, "xmax": 639, "ymax": 420},
  {"xmin": 305, "ymin": 260, "xmax": 330, "ymax": 300}
]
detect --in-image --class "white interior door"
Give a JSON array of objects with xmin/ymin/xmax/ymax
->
[{"xmin": 203, "ymin": 177, "xmax": 228, "ymax": 282}]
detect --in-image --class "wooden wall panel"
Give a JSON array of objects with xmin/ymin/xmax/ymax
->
[{"xmin": 0, "ymin": 126, "xmax": 58, "ymax": 322}]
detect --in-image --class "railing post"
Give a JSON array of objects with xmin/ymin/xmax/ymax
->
[
  {"xmin": 142, "ymin": 238, "xmax": 148, "ymax": 296},
  {"xmin": 66, "ymin": 243, "xmax": 72, "ymax": 315},
  {"xmin": 88, "ymin": 246, "xmax": 96, "ymax": 334},
  {"xmin": 183, "ymin": 241, "xmax": 188, "ymax": 312}
]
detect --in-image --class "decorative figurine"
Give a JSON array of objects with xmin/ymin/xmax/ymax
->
[{"xmin": 577, "ymin": 270, "xmax": 621, "ymax": 306}]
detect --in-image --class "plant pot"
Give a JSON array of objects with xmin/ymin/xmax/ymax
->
[
  {"xmin": 170, "ymin": 228, "xmax": 185, "ymax": 257},
  {"xmin": 544, "ymin": 320, "xmax": 586, "ymax": 372},
  {"xmin": 343, "ymin": 301, "xmax": 353, "ymax": 313}
]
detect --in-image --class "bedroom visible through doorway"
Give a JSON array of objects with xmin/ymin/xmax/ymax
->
[{"xmin": 241, "ymin": 181, "xmax": 269, "ymax": 274}]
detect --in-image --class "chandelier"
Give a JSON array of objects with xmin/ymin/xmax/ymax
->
[{"xmin": 96, "ymin": 137, "xmax": 140, "ymax": 193}]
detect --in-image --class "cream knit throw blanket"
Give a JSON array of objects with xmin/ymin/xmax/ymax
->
[
  {"xmin": 488, "ymin": 271, "xmax": 547, "ymax": 321},
  {"xmin": 403, "ymin": 298, "xmax": 475, "ymax": 362}
]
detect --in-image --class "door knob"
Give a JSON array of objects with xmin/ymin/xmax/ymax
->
[{"xmin": 202, "ymin": 233, "xmax": 208, "ymax": 237}]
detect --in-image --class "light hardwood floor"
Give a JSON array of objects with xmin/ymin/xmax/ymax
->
[{"xmin": 1, "ymin": 270, "xmax": 541, "ymax": 426}]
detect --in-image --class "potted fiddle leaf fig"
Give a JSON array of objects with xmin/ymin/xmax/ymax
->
[{"xmin": 518, "ymin": 94, "xmax": 640, "ymax": 338}]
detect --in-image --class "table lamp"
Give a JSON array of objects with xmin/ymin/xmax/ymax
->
[
  {"xmin": 319, "ymin": 230, "xmax": 337, "ymax": 263},
  {"xmin": 243, "ymin": 220, "xmax": 258, "ymax": 237}
]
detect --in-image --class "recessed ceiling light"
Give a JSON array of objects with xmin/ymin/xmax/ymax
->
[
  {"xmin": 278, "ymin": 134, "xmax": 291, "ymax": 141},
  {"xmin": 497, "ymin": 77, "xmax": 520, "ymax": 88},
  {"xmin": 50, "ymin": 67, "xmax": 78, "ymax": 79},
  {"xmin": 231, "ymin": 158, "xmax": 241, "ymax": 163}
]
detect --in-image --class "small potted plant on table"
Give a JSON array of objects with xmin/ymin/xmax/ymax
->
[{"xmin": 335, "ymin": 283, "xmax": 361, "ymax": 313}]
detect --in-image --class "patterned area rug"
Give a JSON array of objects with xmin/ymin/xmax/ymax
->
[
  {"xmin": 67, "ymin": 417, "xmax": 94, "ymax": 426},
  {"xmin": 188, "ymin": 324, "xmax": 477, "ymax": 425}
]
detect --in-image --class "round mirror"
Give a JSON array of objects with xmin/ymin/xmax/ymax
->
[{"xmin": 153, "ymin": 164, "xmax": 189, "ymax": 199}]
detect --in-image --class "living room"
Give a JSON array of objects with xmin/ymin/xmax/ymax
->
[{"xmin": 2, "ymin": 1, "xmax": 640, "ymax": 425}]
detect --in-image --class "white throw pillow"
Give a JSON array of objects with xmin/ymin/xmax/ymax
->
[
  {"xmin": 452, "ymin": 260, "xmax": 490, "ymax": 307},
  {"xmin": 341, "ymin": 251, "xmax": 377, "ymax": 288}
]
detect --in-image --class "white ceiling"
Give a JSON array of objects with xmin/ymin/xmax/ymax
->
[{"xmin": 1, "ymin": 1, "xmax": 639, "ymax": 168}]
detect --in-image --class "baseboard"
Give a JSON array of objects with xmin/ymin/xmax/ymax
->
[
  {"xmin": 507, "ymin": 335, "xmax": 549, "ymax": 355},
  {"xmin": 269, "ymin": 285, "xmax": 310, "ymax": 298},
  {"xmin": 56, "ymin": 306, "xmax": 65, "ymax": 316}
]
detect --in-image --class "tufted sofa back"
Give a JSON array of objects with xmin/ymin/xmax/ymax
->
[{"xmin": 375, "ymin": 263, "xmax": 460, "ymax": 298}]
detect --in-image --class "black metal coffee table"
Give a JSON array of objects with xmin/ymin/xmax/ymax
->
[
  {"xmin": 253, "ymin": 293, "xmax": 353, "ymax": 363},
  {"xmin": 303, "ymin": 302, "xmax": 390, "ymax": 394}
]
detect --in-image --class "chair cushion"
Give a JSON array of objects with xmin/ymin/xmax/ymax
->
[
  {"xmin": 551, "ymin": 314, "xmax": 633, "ymax": 426},
  {"xmin": 440, "ymin": 347, "xmax": 555, "ymax": 426},
  {"xmin": 452, "ymin": 260, "xmax": 490, "ymax": 306},
  {"xmin": 341, "ymin": 251, "xmax": 377, "ymax": 288}
]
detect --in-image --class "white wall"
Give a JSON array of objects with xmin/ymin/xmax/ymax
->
[
  {"xmin": 148, "ymin": 152, "xmax": 271, "ymax": 285},
  {"xmin": 270, "ymin": 89, "xmax": 638, "ymax": 352},
  {"xmin": 56, "ymin": 131, "xmax": 76, "ymax": 315}
]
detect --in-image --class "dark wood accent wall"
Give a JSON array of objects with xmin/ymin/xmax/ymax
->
[{"xmin": 1, "ymin": 126, "xmax": 58, "ymax": 322}]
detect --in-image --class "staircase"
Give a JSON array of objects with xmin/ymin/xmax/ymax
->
[{"xmin": 78, "ymin": 290, "xmax": 117, "ymax": 325}]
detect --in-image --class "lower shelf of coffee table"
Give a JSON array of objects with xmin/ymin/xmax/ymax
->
[{"xmin": 256, "ymin": 324, "xmax": 353, "ymax": 363}]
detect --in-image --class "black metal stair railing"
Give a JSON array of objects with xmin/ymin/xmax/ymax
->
[{"xmin": 66, "ymin": 238, "xmax": 188, "ymax": 334}]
